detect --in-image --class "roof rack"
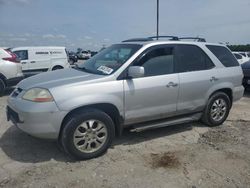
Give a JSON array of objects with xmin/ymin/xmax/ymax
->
[
  {"xmin": 149, "ymin": 36, "xmax": 179, "ymax": 41},
  {"xmin": 122, "ymin": 36, "xmax": 206, "ymax": 43},
  {"xmin": 122, "ymin": 38, "xmax": 153, "ymax": 42},
  {"xmin": 179, "ymin": 37, "xmax": 206, "ymax": 42}
]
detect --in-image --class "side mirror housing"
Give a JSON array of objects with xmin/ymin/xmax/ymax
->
[{"xmin": 128, "ymin": 66, "xmax": 145, "ymax": 78}]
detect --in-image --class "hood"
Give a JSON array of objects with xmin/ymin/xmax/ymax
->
[
  {"xmin": 241, "ymin": 60, "xmax": 250, "ymax": 69},
  {"xmin": 18, "ymin": 68, "xmax": 105, "ymax": 90}
]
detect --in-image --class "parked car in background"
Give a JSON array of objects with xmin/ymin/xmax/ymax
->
[
  {"xmin": 11, "ymin": 46, "xmax": 70, "ymax": 77},
  {"xmin": 241, "ymin": 60, "xmax": 250, "ymax": 88},
  {"xmin": 91, "ymin": 51, "xmax": 98, "ymax": 57},
  {"xmin": 233, "ymin": 52, "xmax": 249, "ymax": 64},
  {"xmin": 7, "ymin": 37, "xmax": 244, "ymax": 160},
  {"xmin": 237, "ymin": 51, "xmax": 250, "ymax": 59},
  {"xmin": 76, "ymin": 50, "xmax": 91, "ymax": 59},
  {"xmin": 68, "ymin": 52, "xmax": 78, "ymax": 64},
  {"xmin": 0, "ymin": 48, "xmax": 23, "ymax": 95}
]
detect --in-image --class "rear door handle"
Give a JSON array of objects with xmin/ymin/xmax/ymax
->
[
  {"xmin": 210, "ymin": 76, "xmax": 219, "ymax": 82},
  {"xmin": 21, "ymin": 62, "xmax": 27, "ymax": 64},
  {"xmin": 30, "ymin": 61, "xmax": 36, "ymax": 63},
  {"xmin": 166, "ymin": 82, "xmax": 178, "ymax": 88}
]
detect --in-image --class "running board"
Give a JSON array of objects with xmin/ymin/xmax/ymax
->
[{"xmin": 130, "ymin": 113, "xmax": 202, "ymax": 132}]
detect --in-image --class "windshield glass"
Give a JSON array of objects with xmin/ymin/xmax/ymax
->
[{"xmin": 78, "ymin": 44, "xmax": 142, "ymax": 75}]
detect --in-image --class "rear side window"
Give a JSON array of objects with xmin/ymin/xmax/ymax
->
[
  {"xmin": 176, "ymin": 44, "xmax": 214, "ymax": 73},
  {"xmin": 206, "ymin": 45, "xmax": 239, "ymax": 67},
  {"xmin": 13, "ymin": 50, "xmax": 28, "ymax": 60}
]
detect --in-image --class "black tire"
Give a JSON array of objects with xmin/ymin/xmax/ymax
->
[
  {"xmin": 52, "ymin": 66, "xmax": 63, "ymax": 71},
  {"xmin": 0, "ymin": 78, "xmax": 6, "ymax": 96},
  {"xmin": 201, "ymin": 92, "xmax": 231, "ymax": 127},
  {"xmin": 60, "ymin": 109, "xmax": 115, "ymax": 160}
]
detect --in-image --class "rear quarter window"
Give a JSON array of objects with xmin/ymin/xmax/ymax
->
[{"xmin": 206, "ymin": 45, "xmax": 239, "ymax": 67}]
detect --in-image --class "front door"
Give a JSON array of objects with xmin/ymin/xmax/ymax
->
[{"xmin": 124, "ymin": 45, "xmax": 179, "ymax": 125}]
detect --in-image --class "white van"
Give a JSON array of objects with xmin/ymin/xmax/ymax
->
[{"xmin": 11, "ymin": 46, "xmax": 70, "ymax": 76}]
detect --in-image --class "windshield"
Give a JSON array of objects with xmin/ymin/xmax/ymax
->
[{"xmin": 78, "ymin": 44, "xmax": 142, "ymax": 75}]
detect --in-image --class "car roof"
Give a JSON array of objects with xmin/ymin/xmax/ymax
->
[{"xmin": 12, "ymin": 46, "xmax": 66, "ymax": 51}]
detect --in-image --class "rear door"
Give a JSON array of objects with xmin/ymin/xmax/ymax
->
[
  {"xmin": 175, "ymin": 44, "xmax": 217, "ymax": 115},
  {"xmin": 124, "ymin": 45, "xmax": 179, "ymax": 124},
  {"xmin": 28, "ymin": 49, "xmax": 50, "ymax": 71}
]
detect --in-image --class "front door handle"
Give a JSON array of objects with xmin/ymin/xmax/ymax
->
[
  {"xmin": 30, "ymin": 61, "xmax": 36, "ymax": 63},
  {"xmin": 210, "ymin": 76, "xmax": 219, "ymax": 82},
  {"xmin": 21, "ymin": 62, "xmax": 27, "ymax": 64},
  {"xmin": 166, "ymin": 82, "xmax": 178, "ymax": 88}
]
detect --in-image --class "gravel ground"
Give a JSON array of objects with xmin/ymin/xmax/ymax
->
[{"xmin": 0, "ymin": 89, "xmax": 250, "ymax": 188}]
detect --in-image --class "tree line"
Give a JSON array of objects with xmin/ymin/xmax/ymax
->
[{"xmin": 227, "ymin": 44, "xmax": 250, "ymax": 52}]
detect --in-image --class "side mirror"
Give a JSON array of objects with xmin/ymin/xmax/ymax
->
[{"xmin": 128, "ymin": 66, "xmax": 144, "ymax": 78}]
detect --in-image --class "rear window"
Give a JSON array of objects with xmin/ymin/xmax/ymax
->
[
  {"xmin": 206, "ymin": 45, "xmax": 239, "ymax": 67},
  {"xmin": 13, "ymin": 50, "xmax": 28, "ymax": 60}
]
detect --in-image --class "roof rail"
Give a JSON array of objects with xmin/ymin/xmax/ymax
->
[
  {"xmin": 122, "ymin": 38, "xmax": 153, "ymax": 42},
  {"xmin": 122, "ymin": 36, "xmax": 206, "ymax": 43},
  {"xmin": 149, "ymin": 36, "xmax": 179, "ymax": 41},
  {"xmin": 179, "ymin": 37, "xmax": 206, "ymax": 42}
]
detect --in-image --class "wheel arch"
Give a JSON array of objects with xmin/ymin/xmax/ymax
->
[
  {"xmin": 0, "ymin": 73, "xmax": 7, "ymax": 85},
  {"xmin": 52, "ymin": 65, "xmax": 64, "ymax": 70},
  {"xmin": 59, "ymin": 103, "xmax": 124, "ymax": 141},
  {"xmin": 208, "ymin": 88, "xmax": 233, "ymax": 107}
]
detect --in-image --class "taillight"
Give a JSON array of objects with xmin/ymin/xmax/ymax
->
[{"xmin": 2, "ymin": 50, "xmax": 20, "ymax": 63}]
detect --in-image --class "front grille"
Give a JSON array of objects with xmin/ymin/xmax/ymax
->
[{"xmin": 11, "ymin": 87, "xmax": 23, "ymax": 98}]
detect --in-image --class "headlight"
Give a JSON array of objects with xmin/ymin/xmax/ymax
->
[{"xmin": 22, "ymin": 88, "xmax": 54, "ymax": 102}]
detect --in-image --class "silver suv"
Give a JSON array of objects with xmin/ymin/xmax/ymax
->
[{"xmin": 7, "ymin": 37, "xmax": 244, "ymax": 160}]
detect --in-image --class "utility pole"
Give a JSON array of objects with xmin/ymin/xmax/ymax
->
[{"xmin": 156, "ymin": 0, "xmax": 159, "ymax": 40}]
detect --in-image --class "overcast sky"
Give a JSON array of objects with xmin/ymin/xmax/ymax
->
[{"xmin": 0, "ymin": 0, "xmax": 250, "ymax": 50}]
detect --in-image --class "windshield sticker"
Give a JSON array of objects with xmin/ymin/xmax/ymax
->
[{"xmin": 97, "ymin": 66, "xmax": 113, "ymax": 74}]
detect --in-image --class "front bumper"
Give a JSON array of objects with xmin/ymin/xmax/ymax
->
[{"xmin": 7, "ymin": 95, "xmax": 68, "ymax": 139}]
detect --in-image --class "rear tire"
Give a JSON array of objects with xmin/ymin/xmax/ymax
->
[
  {"xmin": 201, "ymin": 92, "xmax": 231, "ymax": 127},
  {"xmin": 0, "ymin": 78, "xmax": 6, "ymax": 96},
  {"xmin": 60, "ymin": 109, "xmax": 115, "ymax": 160}
]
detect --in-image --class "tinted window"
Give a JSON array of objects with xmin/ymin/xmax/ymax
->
[
  {"xmin": 13, "ymin": 50, "xmax": 28, "ymax": 60},
  {"xmin": 234, "ymin": 53, "xmax": 242, "ymax": 60},
  {"xmin": 206, "ymin": 45, "xmax": 239, "ymax": 67},
  {"xmin": 176, "ymin": 45, "xmax": 214, "ymax": 73},
  {"xmin": 135, "ymin": 47, "xmax": 174, "ymax": 77}
]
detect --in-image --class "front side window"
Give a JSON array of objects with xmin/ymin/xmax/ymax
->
[
  {"xmin": 206, "ymin": 45, "xmax": 239, "ymax": 67},
  {"xmin": 176, "ymin": 45, "xmax": 214, "ymax": 73},
  {"xmin": 13, "ymin": 50, "xmax": 28, "ymax": 60},
  {"xmin": 134, "ymin": 46, "xmax": 174, "ymax": 77},
  {"xmin": 78, "ymin": 44, "xmax": 142, "ymax": 75}
]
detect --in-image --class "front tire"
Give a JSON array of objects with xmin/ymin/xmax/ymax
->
[
  {"xmin": 0, "ymin": 78, "xmax": 6, "ymax": 96},
  {"xmin": 201, "ymin": 92, "xmax": 231, "ymax": 127},
  {"xmin": 61, "ymin": 109, "xmax": 115, "ymax": 160}
]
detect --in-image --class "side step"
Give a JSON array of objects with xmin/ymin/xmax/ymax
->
[{"xmin": 130, "ymin": 113, "xmax": 202, "ymax": 132}]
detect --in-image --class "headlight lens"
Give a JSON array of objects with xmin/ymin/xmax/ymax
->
[{"xmin": 22, "ymin": 88, "xmax": 54, "ymax": 102}]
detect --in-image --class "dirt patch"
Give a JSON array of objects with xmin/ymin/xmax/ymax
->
[
  {"xmin": 149, "ymin": 152, "xmax": 181, "ymax": 169},
  {"xmin": 198, "ymin": 122, "xmax": 249, "ymax": 149}
]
